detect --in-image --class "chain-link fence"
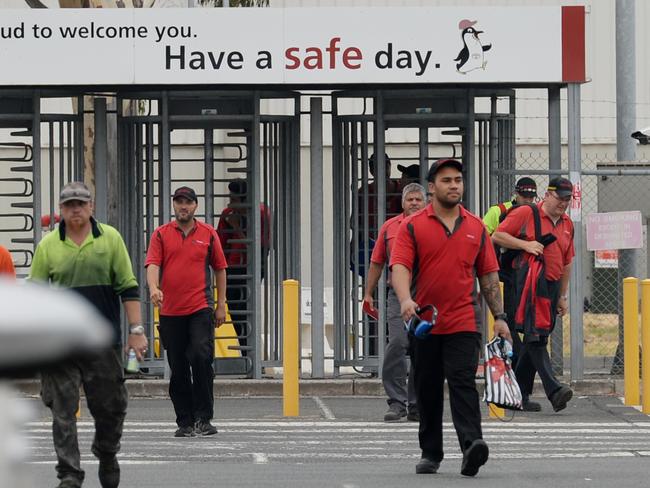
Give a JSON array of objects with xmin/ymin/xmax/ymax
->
[{"xmin": 502, "ymin": 150, "xmax": 649, "ymax": 376}]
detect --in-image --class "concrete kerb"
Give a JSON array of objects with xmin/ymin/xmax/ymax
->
[{"xmin": 11, "ymin": 377, "xmax": 617, "ymax": 398}]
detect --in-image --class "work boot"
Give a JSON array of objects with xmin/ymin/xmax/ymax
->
[
  {"xmin": 550, "ymin": 385, "xmax": 573, "ymax": 412},
  {"xmin": 194, "ymin": 419, "xmax": 218, "ymax": 436},
  {"xmin": 174, "ymin": 425, "xmax": 196, "ymax": 438},
  {"xmin": 415, "ymin": 456, "xmax": 440, "ymax": 474},
  {"xmin": 383, "ymin": 404, "xmax": 406, "ymax": 422},
  {"xmin": 56, "ymin": 478, "xmax": 82, "ymax": 488},
  {"xmin": 98, "ymin": 456, "xmax": 120, "ymax": 488},
  {"xmin": 406, "ymin": 404, "xmax": 420, "ymax": 422},
  {"xmin": 522, "ymin": 399, "xmax": 542, "ymax": 412},
  {"xmin": 460, "ymin": 439, "xmax": 489, "ymax": 477}
]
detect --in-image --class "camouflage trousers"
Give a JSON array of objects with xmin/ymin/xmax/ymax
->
[{"xmin": 40, "ymin": 346, "xmax": 128, "ymax": 485}]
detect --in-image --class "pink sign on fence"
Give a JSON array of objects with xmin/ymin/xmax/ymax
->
[{"xmin": 586, "ymin": 211, "xmax": 643, "ymax": 251}]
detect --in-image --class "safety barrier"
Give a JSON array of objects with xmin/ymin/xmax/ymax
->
[
  {"xmin": 622, "ymin": 277, "xmax": 650, "ymax": 413},
  {"xmin": 283, "ymin": 279, "xmax": 299, "ymax": 417}
]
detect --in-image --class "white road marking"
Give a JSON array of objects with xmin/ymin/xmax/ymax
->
[
  {"xmin": 252, "ymin": 453, "xmax": 269, "ymax": 464},
  {"xmin": 312, "ymin": 396, "xmax": 336, "ymax": 420},
  {"xmin": 24, "ymin": 419, "xmax": 650, "ymax": 465}
]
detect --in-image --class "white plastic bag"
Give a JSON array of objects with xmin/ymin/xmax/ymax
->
[{"xmin": 482, "ymin": 337, "xmax": 523, "ymax": 410}]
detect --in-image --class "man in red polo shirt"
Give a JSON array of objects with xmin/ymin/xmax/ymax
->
[
  {"xmin": 146, "ymin": 186, "xmax": 227, "ymax": 438},
  {"xmin": 492, "ymin": 177, "xmax": 575, "ymax": 413},
  {"xmin": 363, "ymin": 182, "xmax": 426, "ymax": 423},
  {"xmin": 390, "ymin": 159, "xmax": 511, "ymax": 478}
]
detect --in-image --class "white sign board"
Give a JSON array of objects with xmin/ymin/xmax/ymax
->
[
  {"xmin": 300, "ymin": 287, "xmax": 334, "ymax": 325},
  {"xmin": 0, "ymin": 7, "xmax": 585, "ymax": 85},
  {"xmin": 586, "ymin": 211, "xmax": 644, "ymax": 251}
]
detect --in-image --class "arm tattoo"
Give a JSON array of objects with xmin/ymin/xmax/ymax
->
[{"xmin": 479, "ymin": 272, "xmax": 504, "ymax": 316}]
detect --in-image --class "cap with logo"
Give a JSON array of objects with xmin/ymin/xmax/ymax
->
[
  {"xmin": 59, "ymin": 182, "xmax": 92, "ymax": 204},
  {"xmin": 514, "ymin": 177, "xmax": 537, "ymax": 196},
  {"xmin": 547, "ymin": 177, "xmax": 573, "ymax": 198},
  {"xmin": 172, "ymin": 186, "xmax": 198, "ymax": 202},
  {"xmin": 427, "ymin": 159, "xmax": 463, "ymax": 182}
]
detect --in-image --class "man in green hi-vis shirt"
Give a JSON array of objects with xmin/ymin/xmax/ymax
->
[
  {"xmin": 29, "ymin": 182, "xmax": 148, "ymax": 488},
  {"xmin": 482, "ymin": 177, "xmax": 537, "ymax": 235}
]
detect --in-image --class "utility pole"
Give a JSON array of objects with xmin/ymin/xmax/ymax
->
[{"xmin": 612, "ymin": 0, "xmax": 637, "ymax": 374}]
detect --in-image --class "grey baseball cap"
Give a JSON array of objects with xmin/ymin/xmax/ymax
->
[{"xmin": 59, "ymin": 182, "xmax": 92, "ymax": 204}]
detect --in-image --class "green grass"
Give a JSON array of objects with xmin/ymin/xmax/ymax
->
[{"xmin": 561, "ymin": 313, "xmax": 621, "ymax": 357}]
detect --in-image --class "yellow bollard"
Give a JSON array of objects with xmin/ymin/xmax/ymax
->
[
  {"xmin": 283, "ymin": 279, "xmax": 300, "ymax": 417},
  {"xmin": 487, "ymin": 283, "xmax": 505, "ymax": 419},
  {"xmin": 624, "ymin": 277, "xmax": 640, "ymax": 406},
  {"xmin": 642, "ymin": 280, "xmax": 650, "ymax": 414}
]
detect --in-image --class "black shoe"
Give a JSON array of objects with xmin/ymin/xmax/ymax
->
[
  {"xmin": 461, "ymin": 439, "xmax": 489, "ymax": 477},
  {"xmin": 174, "ymin": 425, "xmax": 196, "ymax": 438},
  {"xmin": 57, "ymin": 478, "xmax": 82, "ymax": 488},
  {"xmin": 550, "ymin": 385, "xmax": 573, "ymax": 412},
  {"xmin": 416, "ymin": 457, "xmax": 440, "ymax": 474},
  {"xmin": 98, "ymin": 456, "xmax": 120, "ymax": 488},
  {"xmin": 194, "ymin": 419, "xmax": 218, "ymax": 436},
  {"xmin": 383, "ymin": 405, "xmax": 407, "ymax": 422},
  {"xmin": 522, "ymin": 399, "xmax": 542, "ymax": 412},
  {"xmin": 406, "ymin": 406, "xmax": 420, "ymax": 422}
]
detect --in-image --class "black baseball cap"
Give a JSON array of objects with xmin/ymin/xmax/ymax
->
[
  {"xmin": 228, "ymin": 179, "xmax": 247, "ymax": 196},
  {"xmin": 172, "ymin": 186, "xmax": 198, "ymax": 202},
  {"xmin": 397, "ymin": 164, "xmax": 421, "ymax": 178},
  {"xmin": 547, "ymin": 177, "xmax": 573, "ymax": 197},
  {"xmin": 515, "ymin": 177, "xmax": 537, "ymax": 196},
  {"xmin": 427, "ymin": 159, "xmax": 463, "ymax": 182}
]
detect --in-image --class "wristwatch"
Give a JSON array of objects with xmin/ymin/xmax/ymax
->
[
  {"xmin": 129, "ymin": 324, "xmax": 145, "ymax": 335},
  {"xmin": 494, "ymin": 313, "xmax": 508, "ymax": 322}
]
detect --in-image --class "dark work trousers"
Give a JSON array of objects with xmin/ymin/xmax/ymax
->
[
  {"xmin": 501, "ymin": 268, "xmax": 524, "ymax": 368},
  {"xmin": 413, "ymin": 332, "xmax": 483, "ymax": 462},
  {"xmin": 226, "ymin": 266, "xmax": 250, "ymax": 355},
  {"xmin": 382, "ymin": 289, "xmax": 416, "ymax": 410},
  {"xmin": 514, "ymin": 280, "xmax": 562, "ymax": 400},
  {"xmin": 40, "ymin": 347, "xmax": 127, "ymax": 485},
  {"xmin": 159, "ymin": 308, "xmax": 215, "ymax": 427}
]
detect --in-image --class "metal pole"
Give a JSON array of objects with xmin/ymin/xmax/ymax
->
[
  {"xmin": 33, "ymin": 91, "xmax": 42, "ymax": 246},
  {"xmin": 161, "ymin": 92, "xmax": 171, "ymax": 381},
  {"xmin": 93, "ymin": 98, "xmax": 108, "ymax": 223},
  {"xmin": 489, "ymin": 96, "xmax": 498, "ymax": 204},
  {"xmin": 568, "ymin": 83, "xmax": 584, "ymax": 381},
  {"xmin": 204, "ymin": 129, "xmax": 214, "ymax": 225},
  {"xmin": 252, "ymin": 91, "xmax": 262, "ymax": 379},
  {"xmin": 375, "ymin": 92, "xmax": 386, "ymax": 377},
  {"xmin": 613, "ymin": 0, "xmax": 638, "ymax": 374},
  {"xmin": 464, "ymin": 89, "xmax": 476, "ymax": 212},
  {"xmin": 548, "ymin": 87, "xmax": 564, "ymax": 375},
  {"xmin": 310, "ymin": 97, "xmax": 325, "ymax": 378}
]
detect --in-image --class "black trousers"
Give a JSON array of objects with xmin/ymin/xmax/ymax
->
[
  {"xmin": 40, "ymin": 347, "xmax": 127, "ymax": 484},
  {"xmin": 501, "ymin": 269, "xmax": 524, "ymax": 367},
  {"xmin": 413, "ymin": 332, "xmax": 483, "ymax": 462},
  {"xmin": 159, "ymin": 308, "xmax": 215, "ymax": 427},
  {"xmin": 226, "ymin": 266, "xmax": 249, "ymax": 354},
  {"xmin": 513, "ymin": 280, "xmax": 562, "ymax": 400}
]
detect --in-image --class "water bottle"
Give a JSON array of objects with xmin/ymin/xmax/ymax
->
[
  {"xmin": 125, "ymin": 348, "xmax": 139, "ymax": 373},
  {"xmin": 500, "ymin": 338, "xmax": 514, "ymax": 359}
]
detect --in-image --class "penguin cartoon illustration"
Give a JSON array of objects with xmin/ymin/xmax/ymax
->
[{"xmin": 454, "ymin": 19, "xmax": 492, "ymax": 74}]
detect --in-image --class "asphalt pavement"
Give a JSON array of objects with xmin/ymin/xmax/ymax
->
[{"xmin": 12, "ymin": 393, "xmax": 650, "ymax": 488}]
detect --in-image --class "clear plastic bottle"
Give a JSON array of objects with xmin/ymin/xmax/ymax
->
[
  {"xmin": 500, "ymin": 338, "xmax": 514, "ymax": 359},
  {"xmin": 125, "ymin": 348, "xmax": 139, "ymax": 373}
]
